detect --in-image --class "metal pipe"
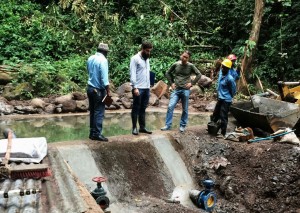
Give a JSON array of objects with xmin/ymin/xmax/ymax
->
[{"xmin": 0, "ymin": 189, "xmax": 41, "ymax": 198}]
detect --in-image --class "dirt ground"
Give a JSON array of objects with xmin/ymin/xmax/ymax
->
[
  {"xmin": 85, "ymin": 114, "xmax": 300, "ymax": 213},
  {"xmin": 176, "ymin": 125, "xmax": 300, "ymax": 213}
]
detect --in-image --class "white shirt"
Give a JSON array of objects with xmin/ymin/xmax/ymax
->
[{"xmin": 130, "ymin": 52, "xmax": 150, "ymax": 89}]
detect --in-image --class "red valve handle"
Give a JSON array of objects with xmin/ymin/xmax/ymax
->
[{"xmin": 92, "ymin": 177, "xmax": 107, "ymax": 183}]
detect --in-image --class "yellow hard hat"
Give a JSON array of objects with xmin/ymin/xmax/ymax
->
[{"xmin": 221, "ymin": 59, "xmax": 232, "ymax": 68}]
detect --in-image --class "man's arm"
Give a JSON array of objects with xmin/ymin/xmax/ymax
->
[
  {"xmin": 129, "ymin": 57, "xmax": 137, "ymax": 89},
  {"xmin": 191, "ymin": 65, "xmax": 202, "ymax": 85},
  {"xmin": 228, "ymin": 78, "xmax": 237, "ymax": 98},
  {"xmin": 100, "ymin": 59, "xmax": 110, "ymax": 96},
  {"xmin": 165, "ymin": 63, "xmax": 176, "ymax": 86}
]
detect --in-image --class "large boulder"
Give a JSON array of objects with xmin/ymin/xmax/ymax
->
[
  {"xmin": 190, "ymin": 85, "xmax": 203, "ymax": 96},
  {"xmin": 61, "ymin": 100, "xmax": 77, "ymax": 112},
  {"xmin": 31, "ymin": 98, "xmax": 46, "ymax": 109},
  {"xmin": 55, "ymin": 94, "xmax": 73, "ymax": 104},
  {"xmin": 72, "ymin": 92, "xmax": 87, "ymax": 101},
  {"xmin": 14, "ymin": 105, "xmax": 39, "ymax": 114},
  {"xmin": 151, "ymin": 80, "xmax": 168, "ymax": 99},
  {"xmin": 0, "ymin": 98, "xmax": 14, "ymax": 115},
  {"xmin": 120, "ymin": 97, "xmax": 132, "ymax": 109},
  {"xmin": 198, "ymin": 75, "xmax": 213, "ymax": 88},
  {"xmin": 117, "ymin": 82, "xmax": 132, "ymax": 96},
  {"xmin": 149, "ymin": 93, "xmax": 159, "ymax": 106},
  {"xmin": 76, "ymin": 99, "xmax": 89, "ymax": 112},
  {"xmin": 44, "ymin": 104, "xmax": 56, "ymax": 114}
]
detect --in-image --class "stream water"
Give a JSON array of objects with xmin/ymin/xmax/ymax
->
[{"xmin": 0, "ymin": 112, "xmax": 209, "ymax": 142}]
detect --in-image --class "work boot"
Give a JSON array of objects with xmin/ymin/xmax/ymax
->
[
  {"xmin": 139, "ymin": 128, "xmax": 152, "ymax": 134},
  {"xmin": 139, "ymin": 114, "xmax": 152, "ymax": 134},
  {"xmin": 132, "ymin": 128, "xmax": 139, "ymax": 135},
  {"xmin": 131, "ymin": 113, "xmax": 139, "ymax": 135},
  {"xmin": 90, "ymin": 135, "xmax": 109, "ymax": 142}
]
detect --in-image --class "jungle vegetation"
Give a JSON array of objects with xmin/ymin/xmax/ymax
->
[{"xmin": 0, "ymin": 0, "xmax": 298, "ymax": 98}]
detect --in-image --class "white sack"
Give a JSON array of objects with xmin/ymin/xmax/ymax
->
[{"xmin": 0, "ymin": 137, "xmax": 47, "ymax": 163}]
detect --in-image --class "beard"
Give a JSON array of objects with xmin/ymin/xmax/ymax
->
[{"xmin": 141, "ymin": 52, "xmax": 150, "ymax": 60}]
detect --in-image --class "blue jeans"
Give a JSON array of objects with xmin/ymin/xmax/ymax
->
[
  {"xmin": 165, "ymin": 89, "xmax": 190, "ymax": 128},
  {"xmin": 87, "ymin": 85, "xmax": 106, "ymax": 137}
]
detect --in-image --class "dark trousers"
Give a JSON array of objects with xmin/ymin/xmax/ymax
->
[
  {"xmin": 212, "ymin": 99, "xmax": 231, "ymax": 135},
  {"xmin": 87, "ymin": 85, "xmax": 106, "ymax": 137},
  {"xmin": 131, "ymin": 88, "xmax": 150, "ymax": 129}
]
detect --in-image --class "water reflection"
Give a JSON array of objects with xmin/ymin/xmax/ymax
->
[{"xmin": 0, "ymin": 112, "xmax": 209, "ymax": 143}]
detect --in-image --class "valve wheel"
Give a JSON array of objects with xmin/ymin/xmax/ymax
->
[{"xmin": 92, "ymin": 177, "xmax": 107, "ymax": 183}]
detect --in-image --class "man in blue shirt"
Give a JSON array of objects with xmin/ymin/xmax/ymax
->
[
  {"xmin": 211, "ymin": 59, "xmax": 236, "ymax": 137},
  {"xmin": 87, "ymin": 43, "xmax": 110, "ymax": 142},
  {"xmin": 130, "ymin": 41, "xmax": 153, "ymax": 135}
]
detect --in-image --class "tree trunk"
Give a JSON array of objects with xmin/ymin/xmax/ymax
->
[{"xmin": 240, "ymin": 0, "xmax": 265, "ymax": 88}]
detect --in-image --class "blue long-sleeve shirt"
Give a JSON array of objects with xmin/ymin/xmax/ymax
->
[
  {"xmin": 87, "ymin": 52, "xmax": 109, "ymax": 89},
  {"xmin": 217, "ymin": 69, "xmax": 236, "ymax": 102},
  {"xmin": 130, "ymin": 52, "xmax": 150, "ymax": 89},
  {"xmin": 229, "ymin": 68, "xmax": 240, "ymax": 81}
]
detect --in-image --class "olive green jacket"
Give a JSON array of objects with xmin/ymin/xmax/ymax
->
[{"xmin": 165, "ymin": 61, "xmax": 202, "ymax": 89}]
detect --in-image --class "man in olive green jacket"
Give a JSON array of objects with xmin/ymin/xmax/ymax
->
[{"xmin": 161, "ymin": 50, "xmax": 202, "ymax": 132}]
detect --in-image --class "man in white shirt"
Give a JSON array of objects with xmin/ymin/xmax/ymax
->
[{"xmin": 130, "ymin": 41, "xmax": 153, "ymax": 135}]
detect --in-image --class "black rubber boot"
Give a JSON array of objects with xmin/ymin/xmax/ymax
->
[
  {"xmin": 131, "ymin": 114, "xmax": 139, "ymax": 135},
  {"xmin": 139, "ymin": 114, "xmax": 152, "ymax": 134}
]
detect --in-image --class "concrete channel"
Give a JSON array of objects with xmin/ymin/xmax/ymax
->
[{"xmin": 47, "ymin": 132, "xmax": 199, "ymax": 212}]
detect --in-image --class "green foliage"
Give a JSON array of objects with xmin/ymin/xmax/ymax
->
[
  {"xmin": 13, "ymin": 55, "xmax": 87, "ymax": 97},
  {"xmin": 0, "ymin": 0, "xmax": 299, "ymax": 98}
]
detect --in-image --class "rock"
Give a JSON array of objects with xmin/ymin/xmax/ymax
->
[
  {"xmin": 120, "ymin": 97, "xmax": 132, "ymax": 109},
  {"xmin": 31, "ymin": 98, "xmax": 46, "ymax": 109},
  {"xmin": 205, "ymin": 101, "xmax": 217, "ymax": 112},
  {"xmin": 61, "ymin": 100, "xmax": 77, "ymax": 112},
  {"xmin": 0, "ymin": 99, "xmax": 14, "ymax": 115},
  {"xmin": 72, "ymin": 92, "xmax": 87, "ymax": 100},
  {"xmin": 111, "ymin": 96, "xmax": 121, "ymax": 109},
  {"xmin": 0, "ymin": 72, "xmax": 13, "ymax": 85},
  {"xmin": 117, "ymin": 82, "xmax": 132, "ymax": 95},
  {"xmin": 55, "ymin": 94, "xmax": 74, "ymax": 104},
  {"xmin": 190, "ymin": 85, "xmax": 202, "ymax": 96},
  {"xmin": 192, "ymin": 102, "xmax": 207, "ymax": 111},
  {"xmin": 14, "ymin": 105, "xmax": 39, "ymax": 114},
  {"xmin": 44, "ymin": 104, "xmax": 56, "ymax": 114},
  {"xmin": 110, "ymin": 92, "xmax": 119, "ymax": 97},
  {"xmin": 198, "ymin": 75, "xmax": 213, "ymax": 88},
  {"xmin": 76, "ymin": 99, "xmax": 89, "ymax": 111},
  {"xmin": 151, "ymin": 80, "xmax": 168, "ymax": 99},
  {"xmin": 158, "ymin": 96, "xmax": 169, "ymax": 108},
  {"xmin": 123, "ymin": 92, "xmax": 133, "ymax": 100},
  {"xmin": 149, "ymin": 93, "xmax": 159, "ymax": 106}
]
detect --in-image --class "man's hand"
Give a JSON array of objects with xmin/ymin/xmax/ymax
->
[
  {"xmin": 185, "ymin": 82, "xmax": 192, "ymax": 89},
  {"xmin": 105, "ymin": 85, "xmax": 110, "ymax": 97},
  {"xmin": 171, "ymin": 83, "xmax": 176, "ymax": 90},
  {"xmin": 133, "ymin": 88, "xmax": 140, "ymax": 96}
]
